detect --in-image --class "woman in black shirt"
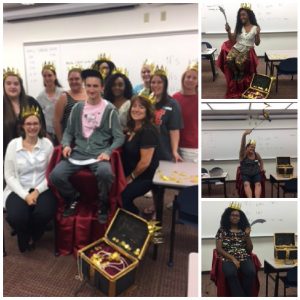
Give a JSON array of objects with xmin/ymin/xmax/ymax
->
[
  {"xmin": 216, "ymin": 205, "xmax": 256, "ymax": 297},
  {"xmin": 122, "ymin": 95, "xmax": 159, "ymax": 214}
]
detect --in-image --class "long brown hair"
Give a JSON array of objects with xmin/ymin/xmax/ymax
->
[{"xmin": 127, "ymin": 96, "xmax": 155, "ymax": 132}]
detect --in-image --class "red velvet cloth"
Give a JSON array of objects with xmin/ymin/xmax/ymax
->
[
  {"xmin": 217, "ymin": 40, "xmax": 259, "ymax": 98},
  {"xmin": 235, "ymin": 166, "xmax": 266, "ymax": 198},
  {"xmin": 210, "ymin": 249, "xmax": 261, "ymax": 297},
  {"xmin": 46, "ymin": 145, "xmax": 127, "ymax": 256}
]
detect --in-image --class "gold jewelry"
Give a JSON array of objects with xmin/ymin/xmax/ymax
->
[
  {"xmin": 108, "ymin": 252, "xmax": 121, "ymax": 262},
  {"xmin": 42, "ymin": 61, "xmax": 56, "ymax": 72},
  {"xmin": 21, "ymin": 105, "xmax": 41, "ymax": 119},
  {"xmin": 134, "ymin": 248, "xmax": 140, "ymax": 256},
  {"xmin": 3, "ymin": 67, "xmax": 21, "ymax": 80}
]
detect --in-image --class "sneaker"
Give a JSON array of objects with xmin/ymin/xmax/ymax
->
[
  {"xmin": 144, "ymin": 190, "xmax": 153, "ymax": 198},
  {"xmin": 63, "ymin": 200, "xmax": 78, "ymax": 217}
]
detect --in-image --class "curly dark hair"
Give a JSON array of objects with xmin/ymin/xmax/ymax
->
[
  {"xmin": 104, "ymin": 73, "xmax": 133, "ymax": 102},
  {"xmin": 235, "ymin": 8, "xmax": 259, "ymax": 35},
  {"xmin": 91, "ymin": 59, "xmax": 116, "ymax": 79},
  {"xmin": 220, "ymin": 207, "xmax": 250, "ymax": 231},
  {"xmin": 127, "ymin": 95, "xmax": 155, "ymax": 132},
  {"xmin": 150, "ymin": 74, "xmax": 170, "ymax": 107}
]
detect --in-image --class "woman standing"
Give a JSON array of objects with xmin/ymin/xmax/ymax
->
[
  {"xmin": 239, "ymin": 129, "xmax": 264, "ymax": 198},
  {"xmin": 122, "ymin": 96, "xmax": 160, "ymax": 214},
  {"xmin": 104, "ymin": 69, "xmax": 133, "ymax": 130},
  {"xmin": 4, "ymin": 108, "xmax": 56, "ymax": 252},
  {"xmin": 53, "ymin": 66, "xmax": 87, "ymax": 142},
  {"xmin": 37, "ymin": 62, "xmax": 64, "ymax": 142},
  {"xmin": 173, "ymin": 62, "xmax": 198, "ymax": 162},
  {"xmin": 91, "ymin": 54, "xmax": 116, "ymax": 85},
  {"xmin": 150, "ymin": 66, "xmax": 183, "ymax": 162},
  {"xmin": 133, "ymin": 60, "xmax": 155, "ymax": 95},
  {"xmin": 216, "ymin": 204, "xmax": 256, "ymax": 297},
  {"xmin": 3, "ymin": 68, "xmax": 46, "ymax": 156}
]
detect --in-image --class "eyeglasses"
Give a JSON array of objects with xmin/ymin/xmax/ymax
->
[{"xmin": 24, "ymin": 122, "xmax": 39, "ymax": 127}]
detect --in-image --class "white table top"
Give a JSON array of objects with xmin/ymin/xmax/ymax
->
[
  {"xmin": 265, "ymin": 50, "xmax": 297, "ymax": 61},
  {"xmin": 201, "ymin": 172, "xmax": 228, "ymax": 180},
  {"xmin": 265, "ymin": 257, "xmax": 297, "ymax": 270},
  {"xmin": 187, "ymin": 252, "xmax": 198, "ymax": 297},
  {"xmin": 202, "ymin": 48, "xmax": 217, "ymax": 55},
  {"xmin": 270, "ymin": 172, "xmax": 297, "ymax": 182},
  {"xmin": 153, "ymin": 160, "xmax": 198, "ymax": 188}
]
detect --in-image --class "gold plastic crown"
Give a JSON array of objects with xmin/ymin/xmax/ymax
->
[
  {"xmin": 112, "ymin": 67, "xmax": 129, "ymax": 77},
  {"xmin": 152, "ymin": 65, "xmax": 168, "ymax": 77},
  {"xmin": 143, "ymin": 59, "xmax": 156, "ymax": 72},
  {"xmin": 68, "ymin": 64, "xmax": 83, "ymax": 72},
  {"xmin": 248, "ymin": 139, "xmax": 256, "ymax": 146},
  {"xmin": 3, "ymin": 67, "xmax": 21, "ymax": 80},
  {"xmin": 138, "ymin": 90, "xmax": 156, "ymax": 105},
  {"xmin": 21, "ymin": 105, "xmax": 40, "ymax": 119},
  {"xmin": 241, "ymin": 3, "xmax": 252, "ymax": 11},
  {"xmin": 229, "ymin": 202, "xmax": 242, "ymax": 210},
  {"xmin": 42, "ymin": 61, "xmax": 56, "ymax": 72},
  {"xmin": 187, "ymin": 61, "xmax": 198, "ymax": 72},
  {"xmin": 97, "ymin": 53, "xmax": 112, "ymax": 62}
]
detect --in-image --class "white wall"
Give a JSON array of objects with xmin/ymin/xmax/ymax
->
[
  {"xmin": 3, "ymin": 3, "xmax": 198, "ymax": 88},
  {"xmin": 202, "ymin": 32, "xmax": 297, "ymax": 57}
]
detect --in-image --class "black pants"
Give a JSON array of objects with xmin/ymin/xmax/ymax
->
[
  {"xmin": 6, "ymin": 190, "xmax": 56, "ymax": 252},
  {"xmin": 122, "ymin": 179, "xmax": 153, "ymax": 214},
  {"xmin": 222, "ymin": 258, "xmax": 256, "ymax": 297}
]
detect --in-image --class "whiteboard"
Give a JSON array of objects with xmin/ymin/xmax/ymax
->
[
  {"xmin": 23, "ymin": 31, "xmax": 198, "ymax": 98},
  {"xmin": 202, "ymin": 128, "xmax": 297, "ymax": 160},
  {"xmin": 202, "ymin": 0, "xmax": 297, "ymax": 33},
  {"xmin": 202, "ymin": 201, "xmax": 298, "ymax": 238}
]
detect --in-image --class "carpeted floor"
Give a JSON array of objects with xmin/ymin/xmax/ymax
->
[
  {"xmin": 3, "ymin": 190, "xmax": 198, "ymax": 297},
  {"xmin": 202, "ymin": 270, "xmax": 297, "ymax": 297},
  {"xmin": 202, "ymin": 58, "xmax": 297, "ymax": 99}
]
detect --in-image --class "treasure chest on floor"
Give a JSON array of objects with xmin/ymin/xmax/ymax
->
[
  {"xmin": 276, "ymin": 157, "xmax": 294, "ymax": 178},
  {"xmin": 77, "ymin": 208, "xmax": 160, "ymax": 296},
  {"xmin": 242, "ymin": 73, "xmax": 274, "ymax": 99},
  {"xmin": 274, "ymin": 233, "xmax": 297, "ymax": 264}
]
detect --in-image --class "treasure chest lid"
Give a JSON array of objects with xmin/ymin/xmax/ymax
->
[
  {"xmin": 274, "ymin": 233, "xmax": 296, "ymax": 246},
  {"xmin": 105, "ymin": 208, "xmax": 152, "ymax": 260},
  {"xmin": 276, "ymin": 157, "xmax": 291, "ymax": 165},
  {"xmin": 250, "ymin": 73, "xmax": 273, "ymax": 92}
]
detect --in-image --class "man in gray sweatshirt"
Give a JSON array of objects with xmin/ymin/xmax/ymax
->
[{"xmin": 49, "ymin": 69, "xmax": 125, "ymax": 223}]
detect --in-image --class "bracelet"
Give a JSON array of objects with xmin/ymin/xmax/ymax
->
[{"xmin": 130, "ymin": 172, "xmax": 136, "ymax": 180}]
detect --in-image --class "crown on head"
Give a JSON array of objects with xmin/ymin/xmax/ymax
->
[
  {"xmin": 3, "ymin": 67, "xmax": 21, "ymax": 80},
  {"xmin": 42, "ymin": 61, "xmax": 56, "ymax": 72},
  {"xmin": 112, "ymin": 67, "xmax": 129, "ymax": 77},
  {"xmin": 143, "ymin": 59, "xmax": 156, "ymax": 72},
  {"xmin": 138, "ymin": 90, "xmax": 156, "ymax": 105},
  {"xmin": 151, "ymin": 65, "xmax": 168, "ymax": 77},
  {"xmin": 248, "ymin": 139, "xmax": 256, "ymax": 146},
  {"xmin": 187, "ymin": 61, "xmax": 198, "ymax": 72},
  {"xmin": 240, "ymin": 3, "xmax": 252, "ymax": 11},
  {"xmin": 229, "ymin": 202, "xmax": 242, "ymax": 211},
  {"xmin": 68, "ymin": 64, "xmax": 83, "ymax": 73},
  {"xmin": 97, "ymin": 53, "xmax": 112, "ymax": 62},
  {"xmin": 21, "ymin": 105, "xmax": 40, "ymax": 119}
]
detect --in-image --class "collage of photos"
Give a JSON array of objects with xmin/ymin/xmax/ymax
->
[{"xmin": 2, "ymin": 0, "xmax": 298, "ymax": 299}]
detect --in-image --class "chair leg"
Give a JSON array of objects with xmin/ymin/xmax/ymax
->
[
  {"xmin": 284, "ymin": 285, "xmax": 286, "ymax": 297},
  {"xmin": 168, "ymin": 197, "xmax": 177, "ymax": 267},
  {"xmin": 276, "ymin": 73, "xmax": 279, "ymax": 93}
]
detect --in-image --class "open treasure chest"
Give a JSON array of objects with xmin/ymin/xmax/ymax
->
[
  {"xmin": 242, "ymin": 73, "xmax": 274, "ymax": 99},
  {"xmin": 274, "ymin": 233, "xmax": 297, "ymax": 264},
  {"xmin": 77, "ymin": 208, "xmax": 162, "ymax": 296},
  {"xmin": 276, "ymin": 157, "xmax": 294, "ymax": 178}
]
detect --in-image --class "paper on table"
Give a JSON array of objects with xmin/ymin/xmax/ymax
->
[{"xmin": 68, "ymin": 158, "xmax": 98, "ymax": 165}]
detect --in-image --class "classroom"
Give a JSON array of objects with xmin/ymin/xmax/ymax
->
[
  {"xmin": 201, "ymin": 0, "xmax": 298, "ymax": 99},
  {"xmin": 3, "ymin": 3, "xmax": 198, "ymax": 297},
  {"xmin": 201, "ymin": 200, "xmax": 298, "ymax": 297},
  {"xmin": 202, "ymin": 101, "xmax": 297, "ymax": 198}
]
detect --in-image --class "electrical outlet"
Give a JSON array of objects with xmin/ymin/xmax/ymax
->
[{"xmin": 161, "ymin": 11, "xmax": 166, "ymax": 21}]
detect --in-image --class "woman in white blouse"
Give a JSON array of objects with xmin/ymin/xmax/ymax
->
[{"xmin": 4, "ymin": 108, "xmax": 56, "ymax": 252}]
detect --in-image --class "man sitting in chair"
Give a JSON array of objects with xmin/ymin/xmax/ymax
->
[
  {"xmin": 49, "ymin": 69, "xmax": 124, "ymax": 224},
  {"xmin": 239, "ymin": 129, "xmax": 264, "ymax": 198}
]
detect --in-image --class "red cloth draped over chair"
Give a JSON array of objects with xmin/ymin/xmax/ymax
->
[
  {"xmin": 210, "ymin": 249, "xmax": 261, "ymax": 297},
  {"xmin": 236, "ymin": 166, "xmax": 266, "ymax": 198},
  {"xmin": 46, "ymin": 145, "xmax": 126, "ymax": 256},
  {"xmin": 217, "ymin": 40, "xmax": 259, "ymax": 98}
]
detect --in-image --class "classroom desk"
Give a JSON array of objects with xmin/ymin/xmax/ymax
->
[
  {"xmin": 202, "ymin": 48, "xmax": 217, "ymax": 81},
  {"xmin": 269, "ymin": 173, "xmax": 297, "ymax": 198},
  {"xmin": 152, "ymin": 161, "xmax": 198, "ymax": 259},
  {"xmin": 187, "ymin": 252, "xmax": 198, "ymax": 297},
  {"xmin": 201, "ymin": 172, "xmax": 228, "ymax": 198},
  {"xmin": 264, "ymin": 258, "xmax": 297, "ymax": 297},
  {"xmin": 265, "ymin": 50, "xmax": 297, "ymax": 76}
]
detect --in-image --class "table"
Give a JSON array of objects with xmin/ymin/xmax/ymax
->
[
  {"xmin": 202, "ymin": 48, "xmax": 217, "ymax": 81},
  {"xmin": 269, "ymin": 173, "xmax": 297, "ymax": 198},
  {"xmin": 152, "ymin": 161, "xmax": 198, "ymax": 259},
  {"xmin": 187, "ymin": 252, "xmax": 198, "ymax": 297},
  {"xmin": 265, "ymin": 50, "xmax": 297, "ymax": 76},
  {"xmin": 264, "ymin": 258, "xmax": 297, "ymax": 297},
  {"xmin": 201, "ymin": 172, "xmax": 228, "ymax": 198}
]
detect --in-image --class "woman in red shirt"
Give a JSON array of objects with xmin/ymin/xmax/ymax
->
[{"xmin": 173, "ymin": 62, "xmax": 198, "ymax": 162}]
